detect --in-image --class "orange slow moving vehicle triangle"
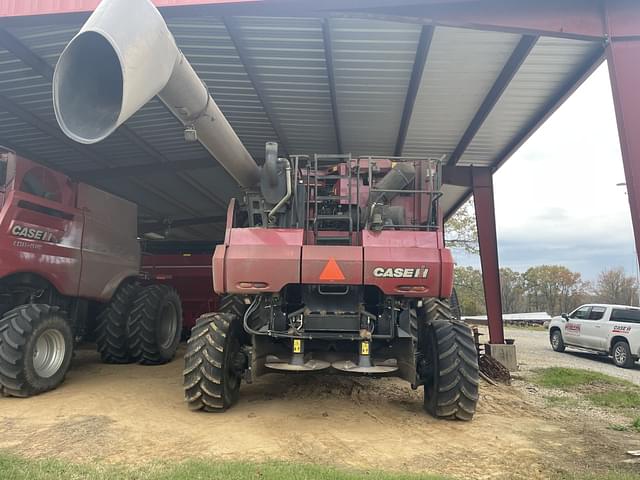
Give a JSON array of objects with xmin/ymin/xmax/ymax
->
[{"xmin": 319, "ymin": 258, "xmax": 345, "ymax": 281}]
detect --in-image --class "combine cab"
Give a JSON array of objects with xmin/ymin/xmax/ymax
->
[{"xmin": 53, "ymin": 0, "xmax": 479, "ymax": 420}]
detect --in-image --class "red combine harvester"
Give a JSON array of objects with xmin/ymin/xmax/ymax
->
[
  {"xmin": 54, "ymin": 0, "xmax": 479, "ymax": 420},
  {"xmin": 141, "ymin": 251, "xmax": 219, "ymax": 333},
  {"xmin": 0, "ymin": 150, "xmax": 183, "ymax": 397}
]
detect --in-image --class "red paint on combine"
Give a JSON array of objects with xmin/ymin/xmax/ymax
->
[
  {"xmin": 0, "ymin": 152, "xmax": 139, "ymax": 301},
  {"xmin": 142, "ymin": 254, "xmax": 218, "ymax": 331}
]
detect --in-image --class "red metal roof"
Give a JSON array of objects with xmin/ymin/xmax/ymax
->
[{"xmin": 0, "ymin": 0, "xmax": 259, "ymax": 17}]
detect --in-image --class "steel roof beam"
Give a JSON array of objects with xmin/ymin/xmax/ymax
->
[
  {"xmin": 0, "ymin": 136, "xmax": 165, "ymax": 221},
  {"xmin": 322, "ymin": 19, "xmax": 343, "ymax": 155},
  {"xmin": 223, "ymin": 16, "xmax": 291, "ymax": 156},
  {"xmin": 443, "ymin": 44, "xmax": 605, "ymax": 221},
  {"xmin": 0, "ymin": 93, "xmax": 205, "ymax": 231},
  {"xmin": 490, "ymin": 44, "xmax": 605, "ymax": 172},
  {"xmin": 0, "ymin": 28, "xmax": 228, "ymax": 229},
  {"xmin": 75, "ymin": 158, "xmax": 215, "ymax": 181},
  {"xmin": 447, "ymin": 35, "xmax": 537, "ymax": 167},
  {"xmin": 140, "ymin": 215, "xmax": 227, "ymax": 234},
  {"xmin": 394, "ymin": 25, "xmax": 434, "ymax": 157}
]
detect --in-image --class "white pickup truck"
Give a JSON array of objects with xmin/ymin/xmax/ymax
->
[{"xmin": 548, "ymin": 304, "xmax": 640, "ymax": 368}]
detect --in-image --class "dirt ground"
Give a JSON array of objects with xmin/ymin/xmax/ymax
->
[{"xmin": 1, "ymin": 337, "xmax": 639, "ymax": 480}]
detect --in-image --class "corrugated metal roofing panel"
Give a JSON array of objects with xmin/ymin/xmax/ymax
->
[
  {"xmin": 166, "ymin": 17, "xmax": 279, "ymax": 159},
  {"xmin": 232, "ymin": 16, "xmax": 337, "ymax": 155},
  {"xmin": 459, "ymin": 37, "xmax": 601, "ymax": 166},
  {"xmin": 402, "ymin": 27, "xmax": 522, "ymax": 159},
  {"xmin": 330, "ymin": 18, "xmax": 421, "ymax": 156},
  {"xmin": 0, "ymin": 9, "xmax": 608, "ymax": 233}
]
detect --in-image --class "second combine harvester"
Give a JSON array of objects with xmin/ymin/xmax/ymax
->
[{"xmin": 54, "ymin": 0, "xmax": 480, "ymax": 420}]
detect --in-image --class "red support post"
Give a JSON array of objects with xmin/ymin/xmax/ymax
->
[
  {"xmin": 472, "ymin": 167, "xmax": 504, "ymax": 345},
  {"xmin": 607, "ymin": 38, "xmax": 640, "ymax": 274}
]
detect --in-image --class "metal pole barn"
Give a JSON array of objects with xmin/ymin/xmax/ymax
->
[{"xmin": 1, "ymin": 0, "xmax": 640, "ymax": 347}]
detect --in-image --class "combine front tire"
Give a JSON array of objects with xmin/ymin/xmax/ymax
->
[
  {"xmin": 128, "ymin": 285, "xmax": 182, "ymax": 365},
  {"xmin": 419, "ymin": 299, "xmax": 479, "ymax": 421},
  {"xmin": 0, "ymin": 304, "xmax": 73, "ymax": 397},
  {"xmin": 183, "ymin": 312, "xmax": 244, "ymax": 412},
  {"xmin": 95, "ymin": 281, "xmax": 140, "ymax": 364}
]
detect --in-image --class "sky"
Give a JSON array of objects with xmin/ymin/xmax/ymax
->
[{"xmin": 455, "ymin": 62, "xmax": 638, "ymax": 282}]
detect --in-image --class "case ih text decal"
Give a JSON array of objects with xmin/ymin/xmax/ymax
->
[
  {"xmin": 11, "ymin": 225, "xmax": 59, "ymax": 243},
  {"xmin": 373, "ymin": 267, "xmax": 429, "ymax": 279},
  {"xmin": 612, "ymin": 325, "xmax": 632, "ymax": 334}
]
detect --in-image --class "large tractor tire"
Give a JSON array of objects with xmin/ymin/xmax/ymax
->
[
  {"xmin": 220, "ymin": 295, "xmax": 247, "ymax": 318},
  {"xmin": 449, "ymin": 287, "xmax": 462, "ymax": 320},
  {"xmin": 128, "ymin": 285, "xmax": 182, "ymax": 365},
  {"xmin": 184, "ymin": 312, "xmax": 245, "ymax": 412},
  {"xmin": 95, "ymin": 281, "xmax": 140, "ymax": 364},
  {"xmin": 419, "ymin": 299, "xmax": 479, "ymax": 421},
  {"xmin": 0, "ymin": 304, "xmax": 74, "ymax": 397}
]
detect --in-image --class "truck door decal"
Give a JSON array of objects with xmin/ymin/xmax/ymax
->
[
  {"xmin": 612, "ymin": 325, "xmax": 632, "ymax": 334},
  {"xmin": 565, "ymin": 323, "xmax": 581, "ymax": 334}
]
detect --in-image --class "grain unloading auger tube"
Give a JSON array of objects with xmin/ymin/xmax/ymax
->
[{"xmin": 52, "ymin": 0, "xmax": 260, "ymax": 189}]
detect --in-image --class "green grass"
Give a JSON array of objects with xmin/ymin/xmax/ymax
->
[
  {"xmin": 532, "ymin": 367, "xmax": 630, "ymax": 390},
  {"xmin": 534, "ymin": 368, "xmax": 640, "ymax": 418},
  {"xmin": 0, "ymin": 452, "xmax": 450, "ymax": 480},
  {"xmin": 544, "ymin": 395, "xmax": 579, "ymax": 407},
  {"xmin": 587, "ymin": 390, "xmax": 640, "ymax": 408},
  {"xmin": 557, "ymin": 473, "xmax": 640, "ymax": 480},
  {"xmin": 608, "ymin": 416, "xmax": 640, "ymax": 433},
  {"xmin": 3, "ymin": 451, "xmax": 640, "ymax": 480}
]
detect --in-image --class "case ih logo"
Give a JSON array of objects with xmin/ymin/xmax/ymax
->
[
  {"xmin": 11, "ymin": 225, "xmax": 59, "ymax": 243},
  {"xmin": 373, "ymin": 267, "xmax": 429, "ymax": 279},
  {"xmin": 612, "ymin": 325, "xmax": 632, "ymax": 334}
]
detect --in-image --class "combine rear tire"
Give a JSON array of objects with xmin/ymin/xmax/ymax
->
[
  {"xmin": 419, "ymin": 299, "xmax": 479, "ymax": 421},
  {"xmin": 95, "ymin": 281, "xmax": 140, "ymax": 364},
  {"xmin": 184, "ymin": 312, "xmax": 244, "ymax": 412},
  {"xmin": 128, "ymin": 285, "xmax": 182, "ymax": 365},
  {"xmin": 449, "ymin": 288, "xmax": 461, "ymax": 320},
  {"xmin": 0, "ymin": 304, "xmax": 73, "ymax": 397},
  {"xmin": 220, "ymin": 295, "xmax": 247, "ymax": 318}
]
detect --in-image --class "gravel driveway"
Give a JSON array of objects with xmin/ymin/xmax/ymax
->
[{"xmin": 498, "ymin": 327, "xmax": 640, "ymax": 384}]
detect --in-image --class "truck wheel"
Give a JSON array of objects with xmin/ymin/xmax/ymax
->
[
  {"xmin": 95, "ymin": 281, "xmax": 140, "ymax": 364},
  {"xmin": 419, "ymin": 299, "xmax": 479, "ymax": 421},
  {"xmin": 612, "ymin": 340, "xmax": 635, "ymax": 369},
  {"xmin": 128, "ymin": 285, "xmax": 182, "ymax": 365},
  {"xmin": 184, "ymin": 312, "xmax": 244, "ymax": 412},
  {"xmin": 550, "ymin": 329, "xmax": 565, "ymax": 352},
  {"xmin": 0, "ymin": 304, "xmax": 73, "ymax": 397}
]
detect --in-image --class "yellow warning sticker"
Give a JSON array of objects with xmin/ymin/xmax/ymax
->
[
  {"xmin": 293, "ymin": 339, "xmax": 302, "ymax": 353},
  {"xmin": 361, "ymin": 342, "xmax": 370, "ymax": 355}
]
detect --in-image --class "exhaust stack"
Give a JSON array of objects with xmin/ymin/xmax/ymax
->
[{"xmin": 53, "ymin": 0, "xmax": 260, "ymax": 188}]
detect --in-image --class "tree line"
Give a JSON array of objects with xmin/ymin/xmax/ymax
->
[{"xmin": 454, "ymin": 265, "xmax": 640, "ymax": 317}]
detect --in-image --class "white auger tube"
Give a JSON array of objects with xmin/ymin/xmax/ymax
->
[{"xmin": 53, "ymin": 0, "xmax": 260, "ymax": 188}]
